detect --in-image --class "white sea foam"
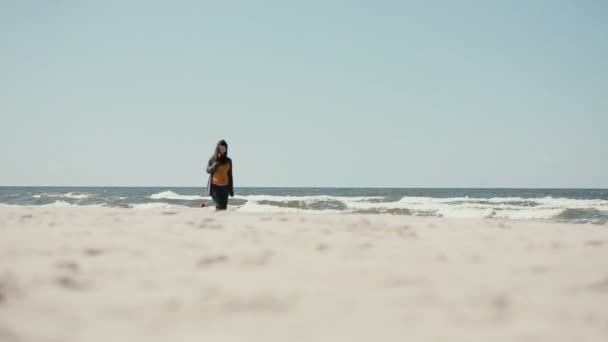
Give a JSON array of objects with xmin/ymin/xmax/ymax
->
[
  {"xmin": 41, "ymin": 200, "xmax": 78, "ymax": 207},
  {"xmin": 130, "ymin": 202, "xmax": 190, "ymax": 209},
  {"xmin": 533, "ymin": 197, "xmax": 608, "ymax": 209},
  {"xmin": 436, "ymin": 207, "xmax": 498, "ymax": 219},
  {"xmin": 493, "ymin": 209, "xmax": 564, "ymax": 220},
  {"xmin": 33, "ymin": 192, "xmax": 94, "ymax": 199},
  {"xmin": 9, "ymin": 190, "xmax": 607, "ymax": 222},
  {"xmin": 233, "ymin": 194, "xmax": 384, "ymax": 203},
  {"xmin": 236, "ymin": 194, "xmax": 608, "ymax": 221},
  {"xmin": 150, "ymin": 191, "xmax": 205, "ymax": 201},
  {"xmin": 390, "ymin": 196, "xmax": 608, "ymax": 220},
  {"xmin": 63, "ymin": 192, "xmax": 92, "ymax": 199},
  {"xmin": 237, "ymin": 200, "xmax": 340, "ymax": 214},
  {"xmin": 40, "ymin": 201, "xmax": 104, "ymax": 208}
]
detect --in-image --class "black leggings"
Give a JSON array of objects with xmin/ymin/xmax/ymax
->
[{"xmin": 210, "ymin": 185, "xmax": 230, "ymax": 210}]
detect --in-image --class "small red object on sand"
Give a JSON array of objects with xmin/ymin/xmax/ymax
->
[{"xmin": 199, "ymin": 202, "xmax": 206, "ymax": 208}]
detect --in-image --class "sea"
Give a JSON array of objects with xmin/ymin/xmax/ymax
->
[{"xmin": 1, "ymin": 187, "xmax": 607, "ymax": 225}]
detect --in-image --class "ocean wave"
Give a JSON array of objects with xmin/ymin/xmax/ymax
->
[
  {"xmin": 150, "ymin": 191, "xmax": 205, "ymax": 201},
  {"xmin": 491, "ymin": 208, "xmax": 563, "ymax": 220},
  {"xmin": 234, "ymin": 194, "xmax": 384, "ymax": 203},
  {"xmin": 235, "ymin": 194, "xmax": 607, "ymax": 209},
  {"xmin": 3, "ymin": 189, "xmax": 607, "ymax": 223},
  {"xmin": 397, "ymin": 196, "xmax": 608, "ymax": 207},
  {"xmin": 440, "ymin": 208, "xmax": 498, "ymax": 219},
  {"xmin": 352, "ymin": 208, "xmax": 413, "ymax": 215},
  {"xmin": 237, "ymin": 200, "xmax": 340, "ymax": 214},
  {"xmin": 41, "ymin": 200, "xmax": 80, "ymax": 207},
  {"xmin": 130, "ymin": 202, "xmax": 190, "ymax": 209},
  {"xmin": 533, "ymin": 197, "xmax": 608, "ymax": 209},
  {"xmin": 554, "ymin": 208, "xmax": 608, "ymax": 223},
  {"xmin": 40, "ymin": 200, "xmax": 105, "ymax": 208},
  {"xmin": 33, "ymin": 192, "xmax": 94, "ymax": 200},
  {"xmin": 234, "ymin": 194, "xmax": 608, "ymax": 222}
]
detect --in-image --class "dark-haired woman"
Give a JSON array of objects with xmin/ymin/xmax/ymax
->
[{"xmin": 206, "ymin": 140, "xmax": 234, "ymax": 210}]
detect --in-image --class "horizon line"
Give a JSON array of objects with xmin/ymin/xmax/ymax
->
[{"xmin": 1, "ymin": 185, "xmax": 607, "ymax": 190}]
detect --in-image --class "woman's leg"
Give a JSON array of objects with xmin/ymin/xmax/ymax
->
[
  {"xmin": 211, "ymin": 185, "xmax": 229, "ymax": 210},
  {"xmin": 217, "ymin": 186, "xmax": 229, "ymax": 210},
  {"xmin": 210, "ymin": 185, "xmax": 221, "ymax": 209}
]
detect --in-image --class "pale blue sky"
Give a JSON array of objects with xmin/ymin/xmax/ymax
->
[{"xmin": 1, "ymin": 0, "xmax": 607, "ymax": 187}]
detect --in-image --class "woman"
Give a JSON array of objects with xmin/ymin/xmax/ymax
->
[{"xmin": 206, "ymin": 139, "xmax": 234, "ymax": 210}]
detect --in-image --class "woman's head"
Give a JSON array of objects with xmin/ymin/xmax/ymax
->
[{"xmin": 214, "ymin": 139, "xmax": 228, "ymax": 162}]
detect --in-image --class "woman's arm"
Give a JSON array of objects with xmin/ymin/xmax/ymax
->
[
  {"xmin": 206, "ymin": 158, "xmax": 219, "ymax": 174},
  {"xmin": 228, "ymin": 161, "xmax": 234, "ymax": 197}
]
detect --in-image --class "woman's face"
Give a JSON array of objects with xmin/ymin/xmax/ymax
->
[{"xmin": 218, "ymin": 145, "xmax": 227, "ymax": 155}]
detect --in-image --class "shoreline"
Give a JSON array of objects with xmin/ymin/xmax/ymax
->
[{"xmin": 1, "ymin": 204, "xmax": 604, "ymax": 226}]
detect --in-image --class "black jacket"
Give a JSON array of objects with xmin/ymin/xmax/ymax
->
[{"xmin": 206, "ymin": 156, "xmax": 233, "ymax": 197}]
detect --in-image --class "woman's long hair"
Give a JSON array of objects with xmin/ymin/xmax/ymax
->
[{"xmin": 211, "ymin": 140, "xmax": 229, "ymax": 164}]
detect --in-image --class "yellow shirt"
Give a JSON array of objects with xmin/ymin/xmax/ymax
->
[{"xmin": 211, "ymin": 163, "xmax": 231, "ymax": 186}]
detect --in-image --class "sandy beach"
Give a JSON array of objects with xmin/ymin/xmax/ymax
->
[{"xmin": 1, "ymin": 207, "xmax": 607, "ymax": 342}]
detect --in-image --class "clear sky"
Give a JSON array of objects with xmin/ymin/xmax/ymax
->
[{"xmin": 1, "ymin": 0, "xmax": 607, "ymax": 188}]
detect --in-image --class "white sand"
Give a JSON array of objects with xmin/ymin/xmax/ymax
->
[{"xmin": 1, "ymin": 207, "xmax": 607, "ymax": 342}]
